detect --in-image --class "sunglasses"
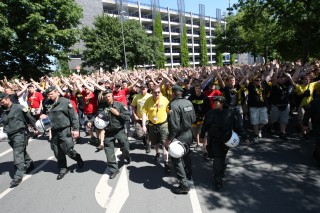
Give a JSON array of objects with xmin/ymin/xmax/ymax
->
[{"xmin": 153, "ymin": 91, "xmax": 160, "ymax": 94}]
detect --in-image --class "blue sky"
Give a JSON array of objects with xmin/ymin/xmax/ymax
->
[{"xmin": 137, "ymin": 0, "xmax": 238, "ymax": 17}]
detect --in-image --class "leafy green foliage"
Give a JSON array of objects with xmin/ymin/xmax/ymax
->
[
  {"xmin": 153, "ymin": 12, "xmax": 166, "ymax": 68},
  {"xmin": 0, "ymin": 0, "xmax": 82, "ymax": 79},
  {"xmin": 199, "ymin": 21, "xmax": 208, "ymax": 66},
  {"xmin": 216, "ymin": 51, "xmax": 223, "ymax": 67},
  {"xmin": 81, "ymin": 15, "xmax": 161, "ymax": 71},
  {"xmin": 180, "ymin": 25, "xmax": 189, "ymax": 67}
]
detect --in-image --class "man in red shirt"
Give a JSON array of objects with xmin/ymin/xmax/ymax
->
[
  {"xmin": 112, "ymin": 84, "xmax": 130, "ymax": 106},
  {"xmin": 204, "ymin": 81, "xmax": 222, "ymax": 109},
  {"xmin": 27, "ymin": 84, "xmax": 44, "ymax": 118}
]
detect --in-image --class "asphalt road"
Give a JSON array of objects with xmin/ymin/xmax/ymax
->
[{"xmin": 0, "ymin": 123, "xmax": 319, "ymax": 213}]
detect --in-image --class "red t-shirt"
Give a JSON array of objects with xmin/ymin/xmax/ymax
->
[
  {"xmin": 81, "ymin": 90, "xmax": 98, "ymax": 114},
  {"xmin": 113, "ymin": 87, "xmax": 129, "ymax": 106},
  {"xmin": 204, "ymin": 89, "xmax": 222, "ymax": 109},
  {"xmin": 27, "ymin": 92, "xmax": 44, "ymax": 108},
  {"xmin": 64, "ymin": 94, "xmax": 78, "ymax": 113}
]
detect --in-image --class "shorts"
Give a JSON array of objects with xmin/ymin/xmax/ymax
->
[
  {"xmin": 148, "ymin": 122, "xmax": 168, "ymax": 145},
  {"xmin": 270, "ymin": 105, "xmax": 289, "ymax": 124},
  {"xmin": 249, "ymin": 107, "xmax": 268, "ymax": 125},
  {"xmin": 84, "ymin": 114, "xmax": 95, "ymax": 130},
  {"xmin": 134, "ymin": 121, "xmax": 146, "ymax": 139}
]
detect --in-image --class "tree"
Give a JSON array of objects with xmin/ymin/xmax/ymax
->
[
  {"xmin": 153, "ymin": 12, "xmax": 166, "ymax": 68},
  {"xmin": 236, "ymin": 0, "xmax": 320, "ymax": 63},
  {"xmin": 199, "ymin": 21, "xmax": 208, "ymax": 66},
  {"xmin": 0, "ymin": 0, "xmax": 82, "ymax": 78},
  {"xmin": 216, "ymin": 51, "xmax": 223, "ymax": 67},
  {"xmin": 180, "ymin": 25, "xmax": 189, "ymax": 67},
  {"xmin": 124, "ymin": 20, "xmax": 162, "ymax": 69},
  {"xmin": 81, "ymin": 15, "xmax": 161, "ymax": 71}
]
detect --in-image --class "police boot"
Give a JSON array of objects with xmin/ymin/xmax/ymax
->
[
  {"xmin": 25, "ymin": 161, "xmax": 35, "ymax": 174},
  {"xmin": 57, "ymin": 169, "xmax": 69, "ymax": 180},
  {"xmin": 10, "ymin": 178, "xmax": 22, "ymax": 187},
  {"xmin": 76, "ymin": 154, "xmax": 84, "ymax": 168},
  {"xmin": 171, "ymin": 184, "xmax": 190, "ymax": 195}
]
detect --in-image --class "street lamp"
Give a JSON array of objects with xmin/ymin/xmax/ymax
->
[{"xmin": 120, "ymin": 10, "xmax": 128, "ymax": 70}]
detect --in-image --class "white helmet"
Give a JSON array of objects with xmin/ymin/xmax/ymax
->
[
  {"xmin": 0, "ymin": 127, "xmax": 9, "ymax": 142},
  {"xmin": 168, "ymin": 140, "xmax": 189, "ymax": 158},
  {"xmin": 225, "ymin": 131, "xmax": 240, "ymax": 148},
  {"xmin": 35, "ymin": 117, "xmax": 52, "ymax": 132},
  {"xmin": 94, "ymin": 117, "xmax": 107, "ymax": 129}
]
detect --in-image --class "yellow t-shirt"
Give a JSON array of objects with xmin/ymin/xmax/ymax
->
[
  {"xmin": 161, "ymin": 85, "xmax": 172, "ymax": 101},
  {"xmin": 142, "ymin": 95, "xmax": 169, "ymax": 124},
  {"xmin": 131, "ymin": 93, "xmax": 152, "ymax": 119},
  {"xmin": 294, "ymin": 81, "xmax": 320, "ymax": 107}
]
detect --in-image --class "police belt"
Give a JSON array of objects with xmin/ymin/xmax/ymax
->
[
  {"xmin": 148, "ymin": 120, "xmax": 167, "ymax": 126},
  {"xmin": 8, "ymin": 128, "xmax": 27, "ymax": 136}
]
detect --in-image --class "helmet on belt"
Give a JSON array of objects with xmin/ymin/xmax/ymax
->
[
  {"xmin": 94, "ymin": 117, "xmax": 107, "ymax": 129},
  {"xmin": 168, "ymin": 140, "xmax": 189, "ymax": 158},
  {"xmin": 225, "ymin": 131, "xmax": 240, "ymax": 148},
  {"xmin": 0, "ymin": 127, "xmax": 9, "ymax": 142},
  {"xmin": 35, "ymin": 117, "xmax": 52, "ymax": 132}
]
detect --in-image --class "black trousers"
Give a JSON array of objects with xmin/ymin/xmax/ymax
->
[{"xmin": 210, "ymin": 140, "xmax": 229, "ymax": 183}]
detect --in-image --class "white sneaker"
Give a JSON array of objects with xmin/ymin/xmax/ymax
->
[
  {"xmin": 253, "ymin": 137, "xmax": 260, "ymax": 143},
  {"xmin": 258, "ymin": 130, "xmax": 262, "ymax": 138}
]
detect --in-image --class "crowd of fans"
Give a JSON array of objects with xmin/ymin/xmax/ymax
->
[{"xmin": 1, "ymin": 60, "xmax": 320, "ymax": 162}]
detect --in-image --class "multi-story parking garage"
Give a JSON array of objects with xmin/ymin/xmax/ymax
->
[{"xmin": 71, "ymin": 0, "xmax": 228, "ymax": 69}]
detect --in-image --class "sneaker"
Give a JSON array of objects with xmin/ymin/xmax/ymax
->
[
  {"xmin": 145, "ymin": 145, "xmax": 151, "ymax": 154},
  {"xmin": 194, "ymin": 145, "xmax": 201, "ymax": 150},
  {"xmin": 258, "ymin": 130, "xmax": 262, "ymax": 138},
  {"xmin": 253, "ymin": 136, "xmax": 259, "ymax": 143},
  {"xmin": 154, "ymin": 153, "xmax": 160, "ymax": 162}
]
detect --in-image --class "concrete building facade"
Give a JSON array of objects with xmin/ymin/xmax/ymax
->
[{"xmin": 70, "ymin": 0, "xmax": 227, "ymax": 69}]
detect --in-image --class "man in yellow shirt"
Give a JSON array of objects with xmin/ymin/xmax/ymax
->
[
  {"xmin": 292, "ymin": 75, "xmax": 320, "ymax": 138},
  {"xmin": 142, "ymin": 85, "xmax": 170, "ymax": 171},
  {"xmin": 131, "ymin": 84, "xmax": 152, "ymax": 153}
]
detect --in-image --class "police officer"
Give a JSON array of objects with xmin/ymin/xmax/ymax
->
[
  {"xmin": 88, "ymin": 89, "xmax": 131, "ymax": 179},
  {"xmin": 165, "ymin": 85, "xmax": 195, "ymax": 194},
  {"xmin": 0, "ymin": 93, "xmax": 38, "ymax": 187},
  {"xmin": 200, "ymin": 96, "xmax": 250, "ymax": 190},
  {"xmin": 40, "ymin": 87, "xmax": 84, "ymax": 180},
  {"xmin": 303, "ymin": 97, "xmax": 320, "ymax": 167}
]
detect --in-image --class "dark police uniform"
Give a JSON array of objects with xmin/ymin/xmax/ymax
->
[
  {"xmin": 0, "ymin": 93, "xmax": 37, "ymax": 186},
  {"xmin": 303, "ymin": 98, "xmax": 320, "ymax": 167},
  {"xmin": 95, "ymin": 98, "xmax": 130, "ymax": 177},
  {"xmin": 42, "ymin": 90, "xmax": 83, "ymax": 178},
  {"xmin": 167, "ymin": 85, "xmax": 196, "ymax": 193},
  {"xmin": 200, "ymin": 96, "xmax": 248, "ymax": 189}
]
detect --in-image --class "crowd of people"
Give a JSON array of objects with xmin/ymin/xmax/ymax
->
[{"xmin": 1, "ymin": 60, "xmax": 320, "ymax": 192}]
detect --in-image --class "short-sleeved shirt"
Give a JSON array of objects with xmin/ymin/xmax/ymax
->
[
  {"xmin": 81, "ymin": 90, "xmax": 98, "ymax": 115},
  {"xmin": 204, "ymin": 89, "xmax": 223, "ymax": 109},
  {"xmin": 113, "ymin": 87, "xmax": 129, "ymax": 106},
  {"xmin": 64, "ymin": 94, "xmax": 78, "ymax": 113},
  {"xmin": 131, "ymin": 93, "xmax": 152, "ymax": 119},
  {"xmin": 161, "ymin": 85, "xmax": 172, "ymax": 101},
  {"xmin": 142, "ymin": 95, "xmax": 169, "ymax": 124},
  {"xmin": 27, "ymin": 92, "xmax": 44, "ymax": 109},
  {"xmin": 294, "ymin": 81, "xmax": 320, "ymax": 107}
]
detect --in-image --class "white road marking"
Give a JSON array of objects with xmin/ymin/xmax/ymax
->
[
  {"xmin": 189, "ymin": 179, "xmax": 203, "ymax": 213},
  {"xmin": 95, "ymin": 148, "xmax": 126, "ymax": 209},
  {"xmin": 0, "ymin": 148, "xmax": 12, "ymax": 158},
  {"xmin": 0, "ymin": 138, "xmax": 35, "ymax": 158},
  {"xmin": 0, "ymin": 155, "xmax": 55, "ymax": 200},
  {"xmin": 105, "ymin": 165, "xmax": 129, "ymax": 213}
]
